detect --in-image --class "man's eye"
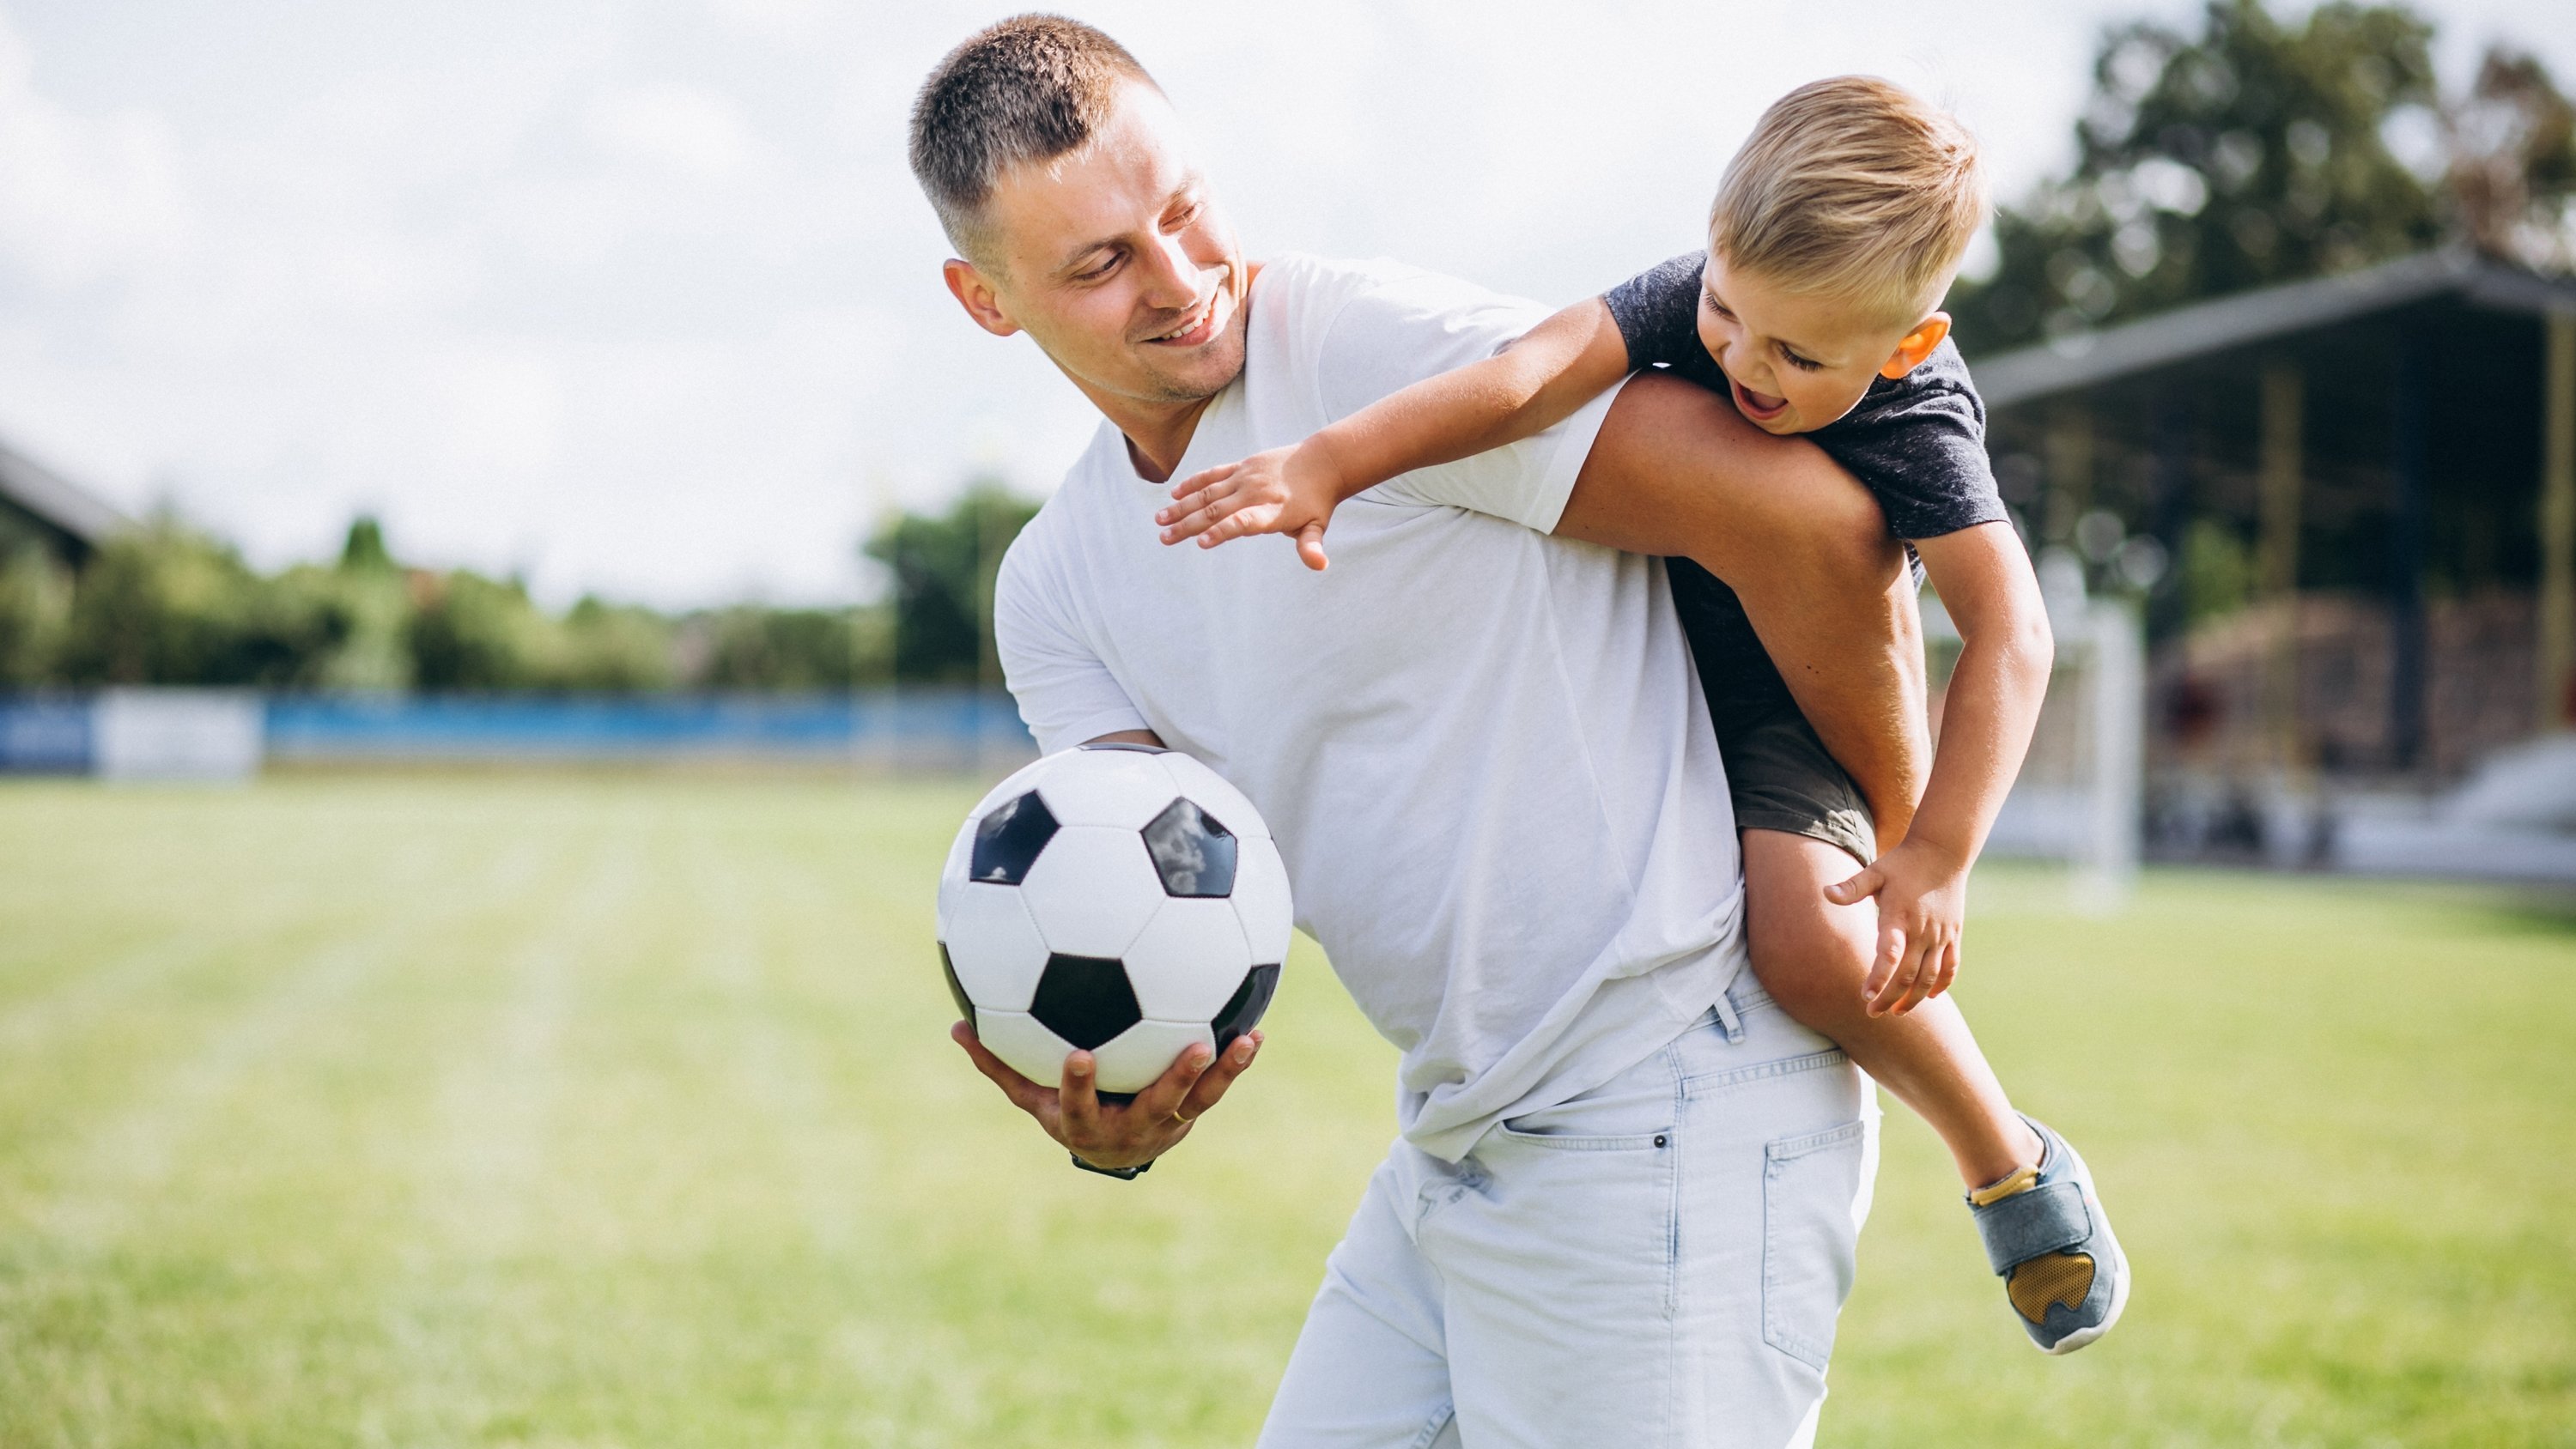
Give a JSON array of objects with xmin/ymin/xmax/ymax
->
[
  {"xmin": 1078, "ymin": 254, "xmax": 1121, "ymax": 282},
  {"xmin": 1166, "ymin": 204, "xmax": 1200, "ymax": 230}
]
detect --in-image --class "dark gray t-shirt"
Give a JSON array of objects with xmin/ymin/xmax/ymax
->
[{"xmin": 1601, "ymin": 252, "xmax": 2008, "ymax": 726}]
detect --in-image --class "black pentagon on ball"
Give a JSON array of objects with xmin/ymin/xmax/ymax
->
[
  {"xmin": 1211, "ymin": 963, "xmax": 1281, "ymax": 1056},
  {"xmin": 1030, "ymin": 953, "xmax": 1143, "ymax": 1052},
  {"xmin": 1142, "ymin": 798, "xmax": 1237, "ymax": 897},
  {"xmin": 937, "ymin": 942, "xmax": 976, "ymax": 1026},
  {"xmin": 969, "ymin": 791, "xmax": 1058, "ymax": 884}
]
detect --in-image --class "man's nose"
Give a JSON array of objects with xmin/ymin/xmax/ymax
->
[{"xmin": 1136, "ymin": 233, "xmax": 1201, "ymax": 311}]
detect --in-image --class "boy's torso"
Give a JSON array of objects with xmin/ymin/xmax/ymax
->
[{"xmin": 1601, "ymin": 252, "xmax": 2008, "ymax": 737}]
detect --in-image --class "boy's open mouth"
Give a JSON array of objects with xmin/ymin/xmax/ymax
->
[{"xmin": 1728, "ymin": 375, "xmax": 1790, "ymax": 422}]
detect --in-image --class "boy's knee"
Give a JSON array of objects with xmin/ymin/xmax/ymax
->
[{"xmin": 1747, "ymin": 894, "xmax": 1873, "ymax": 1028}]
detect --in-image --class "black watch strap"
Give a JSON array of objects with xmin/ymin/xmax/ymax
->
[{"xmin": 1069, "ymin": 1151, "xmax": 1152, "ymax": 1180}]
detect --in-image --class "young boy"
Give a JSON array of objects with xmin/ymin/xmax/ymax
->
[{"xmin": 1155, "ymin": 76, "xmax": 2127, "ymax": 1354}]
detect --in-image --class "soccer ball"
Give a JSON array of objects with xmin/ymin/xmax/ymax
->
[{"xmin": 937, "ymin": 743, "xmax": 1291, "ymax": 1097}]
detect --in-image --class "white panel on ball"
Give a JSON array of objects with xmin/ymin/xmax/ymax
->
[
  {"xmin": 940, "ymin": 882, "xmax": 1052, "ymax": 1012},
  {"xmin": 936, "ymin": 812, "xmax": 976, "ymax": 925},
  {"xmin": 970, "ymin": 1009, "xmax": 1077, "ymax": 1088},
  {"xmin": 1089, "ymin": 1019, "xmax": 1218, "ymax": 1095},
  {"xmin": 1157, "ymin": 753, "xmax": 1268, "ymax": 840},
  {"xmin": 1121, "ymin": 897, "xmax": 1255, "ymax": 1022},
  {"xmin": 1230, "ymin": 834, "xmax": 1294, "ymax": 961},
  {"xmin": 1033, "ymin": 749, "xmax": 1179, "ymax": 830},
  {"xmin": 1016, "ymin": 825, "xmax": 1166, "ymax": 959}
]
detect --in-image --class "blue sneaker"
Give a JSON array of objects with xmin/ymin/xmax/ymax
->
[{"xmin": 1966, "ymin": 1115, "xmax": 2129, "ymax": 1354}]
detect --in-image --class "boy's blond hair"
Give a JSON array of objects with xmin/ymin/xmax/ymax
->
[{"xmin": 1710, "ymin": 76, "xmax": 1988, "ymax": 324}]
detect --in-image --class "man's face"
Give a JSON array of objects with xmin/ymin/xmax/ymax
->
[
  {"xmin": 945, "ymin": 85, "xmax": 1249, "ymax": 415},
  {"xmin": 1693, "ymin": 250, "xmax": 1947, "ymax": 436}
]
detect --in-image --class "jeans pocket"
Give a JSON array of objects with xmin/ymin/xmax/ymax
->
[{"xmin": 1760, "ymin": 1119, "xmax": 1870, "ymax": 1372}]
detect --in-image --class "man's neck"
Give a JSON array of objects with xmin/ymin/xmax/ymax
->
[
  {"xmin": 1072, "ymin": 258, "xmax": 1263, "ymax": 486},
  {"xmin": 1084, "ymin": 389, "xmax": 1217, "ymax": 485}
]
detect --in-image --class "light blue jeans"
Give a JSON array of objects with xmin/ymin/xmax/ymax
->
[{"xmin": 1259, "ymin": 978, "xmax": 1879, "ymax": 1449}]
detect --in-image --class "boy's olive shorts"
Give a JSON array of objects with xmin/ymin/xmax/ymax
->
[{"xmin": 1711, "ymin": 700, "xmax": 1878, "ymax": 869}]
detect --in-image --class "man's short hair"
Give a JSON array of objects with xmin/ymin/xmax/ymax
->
[
  {"xmin": 908, "ymin": 15, "xmax": 1161, "ymax": 264},
  {"xmin": 1710, "ymin": 76, "xmax": 1988, "ymax": 324}
]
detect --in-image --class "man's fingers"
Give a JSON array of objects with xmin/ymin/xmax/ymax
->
[
  {"xmin": 1177, "ymin": 1030, "xmax": 1261, "ymax": 1119},
  {"xmin": 1823, "ymin": 865, "xmax": 1883, "ymax": 907},
  {"xmin": 1129, "ymin": 1040, "xmax": 1216, "ymax": 1119},
  {"xmin": 1295, "ymin": 524, "xmax": 1329, "ymax": 572},
  {"xmin": 1056, "ymin": 1051, "xmax": 1104, "ymax": 1139},
  {"xmin": 953, "ymin": 1022, "xmax": 1052, "ymax": 1116}
]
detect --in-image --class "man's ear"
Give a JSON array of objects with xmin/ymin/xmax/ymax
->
[
  {"xmin": 1879, "ymin": 312, "xmax": 1952, "ymax": 379},
  {"xmin": 944, "ymin": 258, "xmax": 1021, "ymax": 339}
]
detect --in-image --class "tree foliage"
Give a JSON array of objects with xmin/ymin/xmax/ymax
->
[
  {"xmin": 862, "ymin": 481, "xmax": 1040, "ymax": 684},
  {"xmin": 1952, "ymin": 0, "xmax": 2575, "ymax": 355},
  {"xmin": 0, "ymin": 496, "xmax": 1036, "ymax": 693}
]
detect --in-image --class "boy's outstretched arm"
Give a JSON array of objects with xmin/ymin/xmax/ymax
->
[
  {"xmin": 1558, "ymin": 373, "xmax": 1930, "ymax": 850},
  {"xmin": 1157, "ymin": 299, "xmax": 1631, "ymax": 569},
  {"xmin": 1826, "ymin": 522, "xmax": 2052, "ymax": 1015}
]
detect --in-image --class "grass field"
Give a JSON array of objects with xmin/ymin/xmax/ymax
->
[{"xmin": 0, "ymin": 773, "xmax": 2571, "ymax": 1447}]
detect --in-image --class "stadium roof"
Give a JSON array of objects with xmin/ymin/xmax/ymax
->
[
  {"xmin": 0, "ymin": 438, "xmax": 125, "ymax": 554},
  {"xmin": 1977, "ymin": 248, "xmax": 2576, "ymax": 409}
]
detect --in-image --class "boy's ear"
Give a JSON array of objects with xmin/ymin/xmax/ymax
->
[
  {"xmin": 1879, "ymin": 312, "xmax": 1951, "ymax": 379},
  {"xmin": 944, "ymin": 258, "xmax": 1022, "ymax": 339}
]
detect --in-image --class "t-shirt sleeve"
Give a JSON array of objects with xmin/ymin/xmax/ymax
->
[
  {"xmin": 993, "ymin": 517, "xmax": 1150, "ymax": 755},
  {"xmin": 1812, "ymin": 358, "xmax": 2009, "ymax": 542},
  {"xmin": 1599, "ymin": 252, "xmax": 1710, "ymax": 372},
  {"xmin": 1308, "ymin": 264, "xmax": 1620, "ymax": 535}
]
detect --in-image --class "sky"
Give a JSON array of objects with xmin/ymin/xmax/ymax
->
[{"xmin": 0, "ymin": 1, "xmax": 2564, "ymax": 609}]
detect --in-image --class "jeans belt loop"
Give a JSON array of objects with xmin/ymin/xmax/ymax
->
[{"xmin": 1712, "ymin": 988, "xmax": 1746, "ymax": 1044}]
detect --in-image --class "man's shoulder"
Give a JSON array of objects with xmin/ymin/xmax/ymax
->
[{"xmin": 1261, "ymin": 252, "xmax": 1542, "ymax": 333}]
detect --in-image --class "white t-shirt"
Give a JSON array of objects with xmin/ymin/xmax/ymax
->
[{"xmin": 995, "ymin": 252, "xmax": 1747, "ymax": 1161}]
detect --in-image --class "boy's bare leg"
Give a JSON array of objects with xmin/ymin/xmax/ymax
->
[{"xmin": 1742, "ymin": 828, "xmax": 2039, "ymax": 1188}]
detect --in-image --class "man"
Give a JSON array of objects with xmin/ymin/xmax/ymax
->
[{"xmin": 910, "ymin": 16, "xmax": 1927, "ymax": 1446}]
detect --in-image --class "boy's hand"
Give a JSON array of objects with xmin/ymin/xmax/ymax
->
[
  {"xmin": 1824, "ymin": 839, "xmax": 1969, "ymax": 1016},
  {"xmin": 1157, "ymin": 440, "xmax": 1344, "ymax": 572}
]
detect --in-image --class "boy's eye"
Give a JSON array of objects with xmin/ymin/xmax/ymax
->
[{"xmin": 1779, "ymin": 349, "xmax": 1824, "ymax": 373}]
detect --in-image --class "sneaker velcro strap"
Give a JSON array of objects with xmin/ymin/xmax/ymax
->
[{"xmin": 1973, "ymin": 1180, "xmax": 2093, "ymax": 1276}]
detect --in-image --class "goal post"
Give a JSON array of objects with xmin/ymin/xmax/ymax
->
[{"xmin": 1935, "ymin": 577, "xmax": 2147, "ymax": 909}]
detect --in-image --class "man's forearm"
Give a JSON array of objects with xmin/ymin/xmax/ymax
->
[{"xmin": 1557, "ymin": 373, "xmax": 1929, "ymax": 845}]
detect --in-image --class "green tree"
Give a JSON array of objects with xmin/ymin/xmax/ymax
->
[
  {"xmin": 56, "ymin": 517, "xmax": 350, "ymax": 687},
  {"xmin": 691, "ymin": 605, "xmax": 891, "ymax": 690},
  {"xmin": 404, "ymin": 571, "xmax": 551, "ymax": 691},
  {"xmin": 0, "ymin": 545, "xmax": 71, "ymax": 686},
  {"xmin": 550, "ymin": 597, "xmax": 677, "ymax": 693},
  {"xmin": 863, "ymin": 482, "xmax": 1040, "ymax": 684},
  {"xmin": 1952, "ymin": 2, "xmax": 2574, "ymax": 353}
]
